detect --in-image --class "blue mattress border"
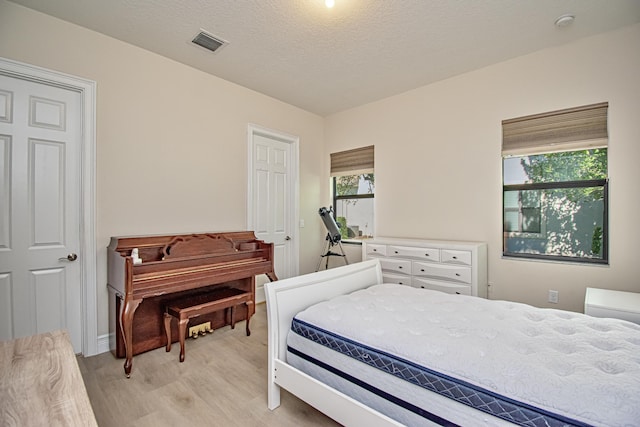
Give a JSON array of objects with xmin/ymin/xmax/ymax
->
[{"xmin": 291, "ymin": 318, "xmax": 591, "ymax": 427}]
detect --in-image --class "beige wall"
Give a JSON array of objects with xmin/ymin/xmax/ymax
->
[
  {"xmin": 325, "ymin": 23, "xmax": 640, "ymax": 313},
  {"xmin": 2, "ymin": 0, "xmax": 639, "ymax": 341},
  {"xmin": 0, "ymin": 1, "xmax": 326, "ymax": 338}
]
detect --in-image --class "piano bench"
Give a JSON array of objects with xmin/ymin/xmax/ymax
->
[{"xmin": 163, "ymin": 287, "xmax": 254, "ymax": 362}]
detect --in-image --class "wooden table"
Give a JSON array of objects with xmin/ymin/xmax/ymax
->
[{"xmin": 0, "ymin": 330, "xmax": 98, "ymax": 426}]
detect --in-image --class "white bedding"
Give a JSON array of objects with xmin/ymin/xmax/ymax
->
[{"xmin": 287, "ymin": 284, "xmax": 640, "ymax": 426}]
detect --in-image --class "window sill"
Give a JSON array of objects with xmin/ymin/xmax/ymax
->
[
  {"xmin": 502, "ymin": 253, "xmax": 609, "ymax": 266},
  {"xmin": 341, "ymin": 239, "xmax": 364, "ymax": 245}
]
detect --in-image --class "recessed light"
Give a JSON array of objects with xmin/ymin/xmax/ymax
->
[{"xmin": 554, "ymin": 14, "xmax": 575, "ymax": 28}]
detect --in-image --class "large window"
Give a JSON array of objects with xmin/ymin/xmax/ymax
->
[
  {"xmin": 330, "ymin": 146, "xmax": 374, "ymax": 242},
  {"xmin": 502, "ymin": 103, "xmax": 608, "ymax": 264}
]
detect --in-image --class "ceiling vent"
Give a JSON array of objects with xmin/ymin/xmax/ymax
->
[{"xmin": 191, "ymin": 30, "xmax": 228, "ymax": 53}]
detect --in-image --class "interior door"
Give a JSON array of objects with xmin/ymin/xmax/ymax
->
[
  {"xmin": 249, "ymin": 126, "xmax": 298, "ymax": 299},
  {"xmin": 0, "ymin": 74, "xmax": 83, "ymax": 352}
]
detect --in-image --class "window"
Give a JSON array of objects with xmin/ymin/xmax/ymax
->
[
  {"xmin": 502, "ymin": 103, "xmax": 608, "ymax": 264},
  {"xmin": 330, "ymin": 146, "xmax": 374, "ymax": 242},
  {"xmin": 333, "ymin": 174, "xmax": 375, "ymax": 240},
  {"xmin": 503, "ymin": 188, "xmax": 542, "ymax": 235}
]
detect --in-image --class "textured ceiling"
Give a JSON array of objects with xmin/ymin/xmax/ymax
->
[{"xmin": 7, "ymin": 0, "xmax": 640, "ymax": 116}]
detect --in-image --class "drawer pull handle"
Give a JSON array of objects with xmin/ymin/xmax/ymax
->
[
  {"xmin": 398, "ymin": 266, "xmax": 403, "ymax": 269},
  {"xmin": 420, "ymin": 269, "xmax": 425, "ymax": 272},
  {"xmin": 394, "ymin": 251, "xmax": 398, "ymax": 254},
  {"xmin": 452, "ymin": 256, "xmax": 458, "ymax": 259},
  {"xmin": 425, "ymin": 253, "xmax": 430, "ymax": 257},
  {"xmin": 455, "ymin": 273, "xmax": 461, "ymax": 276},
  {"xmin": 373, "ymin": 249, "xmax": 377, "ymax": 251},
  {"xmin": 455, "ymin": 292, "xmax": 461, "ymax": 295}
]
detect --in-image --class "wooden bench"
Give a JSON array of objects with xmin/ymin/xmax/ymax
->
[{"xmin": 163, "ymin": 287, "xmax": 254, "ymax": 362}]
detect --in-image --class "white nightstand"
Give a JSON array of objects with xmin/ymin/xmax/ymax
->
[{"xmin": 584, "ymin": 287, "xmax": 640, "ymax": 325}]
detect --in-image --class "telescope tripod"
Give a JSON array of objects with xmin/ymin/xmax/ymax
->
[{"xmin": 316, "ymin": 233, "xmax": 349, "ymax": 271}]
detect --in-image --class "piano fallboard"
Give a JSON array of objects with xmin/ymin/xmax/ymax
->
[{"xmin": 130, "ymin": 258, "xmax": 273, "ymax": 299}]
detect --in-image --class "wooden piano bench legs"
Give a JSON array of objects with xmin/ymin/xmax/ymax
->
[
  {"xmin": 228, "ymin": 304, "xmax": 252, "ymax": 336},
  {"xmin": 163, "ymin": 288, "xmax": 254, "ymax": 363}
]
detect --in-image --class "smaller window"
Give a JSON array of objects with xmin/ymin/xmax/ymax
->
[
  {"xmin": 504, "ymin": 189, "xmax": 542, "ymax": 235},
  {"xmin": 330, "ymin": 146, "xmax": 375, "ymax": 242},
  {"xmin": 333, "ymin": 174, "xmax": 375, "ymax": 241}
]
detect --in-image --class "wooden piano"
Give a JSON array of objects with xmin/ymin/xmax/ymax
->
[{"xmin": 107, "ymin": 231, "xmax": 276, "ymax": 377}]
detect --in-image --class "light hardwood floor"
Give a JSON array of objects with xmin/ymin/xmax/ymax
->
[{"xmin": 77, "ymin": 304, "xmax": 340, "ymax": 427}]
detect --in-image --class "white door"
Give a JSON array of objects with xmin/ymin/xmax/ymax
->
[
  {"xmin": 248, "ymin": 125, "xmax": 298, "ymax": 299},
  {"xmin": 0, "ymin": 74, "xmax": 83, "ymax": 352}
]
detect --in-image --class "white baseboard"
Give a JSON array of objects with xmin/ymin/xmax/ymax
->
[
  {"xmin": 96, "ymin": 333, "xmax": 111, "ymax": 355},
  {"xmin": 256, "ymin": 285, "xmax": 266, "ymax": 304}
]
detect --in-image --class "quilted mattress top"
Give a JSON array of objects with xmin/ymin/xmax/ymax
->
[{"xmin": 294, "ymin": 284, "xmax": 640, "ymax": 426}]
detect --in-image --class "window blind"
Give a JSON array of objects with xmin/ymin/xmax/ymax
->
[
  {"xmin": 330, "ymin": 145, "xmax": 374, "ymax": 176},
  {"xmin": 502, "ymin": 102, "xmax": 608, "ymax": 156}
]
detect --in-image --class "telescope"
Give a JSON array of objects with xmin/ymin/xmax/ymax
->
[
  {"xmin": 318, "ymin": 206, "xmax": 342, "ymax": 244},
  {"xmin": 316, "ymin": 206, "xmax": 348, "ymax": 271}
]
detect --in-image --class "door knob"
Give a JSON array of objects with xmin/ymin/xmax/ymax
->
[
  {"xmin": 59, "ymin": 253, "xmax": 78, "ymax": 261},
  {"xmin": 285, "ymin": 236, "xmax": 291, "ymax": 241}
]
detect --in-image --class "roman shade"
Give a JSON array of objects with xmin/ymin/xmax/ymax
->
[
  {"xmin": 330, "ymin": 145, "xmax": 374, "ymax": 176},
  {"xmin": 502, "ymin": 102, "xmax": 608, "ymax": 156}
]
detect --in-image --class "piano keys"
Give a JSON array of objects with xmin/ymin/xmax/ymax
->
[{"xmin": 107, "ymin": 231, "xmax": 276, "ymax": 377}]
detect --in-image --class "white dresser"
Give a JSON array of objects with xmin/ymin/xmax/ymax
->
[
  {"xmin": 362, "ymin": 237, "xmax": 488, "ymax": 297},
  {"xmin": 584, "ymin": 287, "xmax": 640, "ymax": 325}
]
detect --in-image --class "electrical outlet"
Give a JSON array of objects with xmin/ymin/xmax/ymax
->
[{"xmin": 548, "ymin": 290, "xmax": 559, "ymax": 304}]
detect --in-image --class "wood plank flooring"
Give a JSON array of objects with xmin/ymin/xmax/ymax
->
[{"xmin": 77, "ymin": 304, "xmax": 340, "ymax": 427}]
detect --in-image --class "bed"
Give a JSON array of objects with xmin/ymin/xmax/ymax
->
[{"xmin": 264, "ymin": 259, "xmax": 640, "ymax": 426}]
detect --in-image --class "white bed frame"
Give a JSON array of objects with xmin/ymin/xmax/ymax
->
[
  {"xmin": 264, "ymin": 259, "xmax": 405, "ymax": 426},
  {"xmin": 264, "ymin": 259, "xmax": 640, "ymax": 427}
]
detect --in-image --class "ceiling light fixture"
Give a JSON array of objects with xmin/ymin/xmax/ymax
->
[
  {"xmin": 325, "ymin": 0, "xmax": 335, "ymax": 8},
  {"xmin": 554, "ymin": 14, "xmax": 575, "ymax": 27}
]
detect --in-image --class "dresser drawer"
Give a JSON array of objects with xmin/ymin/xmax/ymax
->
[
  {"xmin": 388, "ymin": 245, "xmax": 440, "ymax": 262},
  {"xmin": 412, "ymin": 277, "xmax": 471, "ymax": 296},
  {"xmin": 378, "ymin": 258, "xmax": 412, "ymax": 275},
  {"xmin": 382, "ymin": 273, "xmax": 411, "ymax": 286},
  {"xmin": 441, "ymin": 249, "xmax": 472, "ymax": 266},
  {"xmin": 366, "ymin": 243, "xmax": 387, "ymax": 256},
  {"xmin": 412, "ymin": 261, "xmax": 471, "ymax": 284}
]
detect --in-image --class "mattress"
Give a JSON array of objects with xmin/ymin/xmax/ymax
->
[{"xmin": 286, "ymin": 284, "xmax": 640, "ymax": 426}]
